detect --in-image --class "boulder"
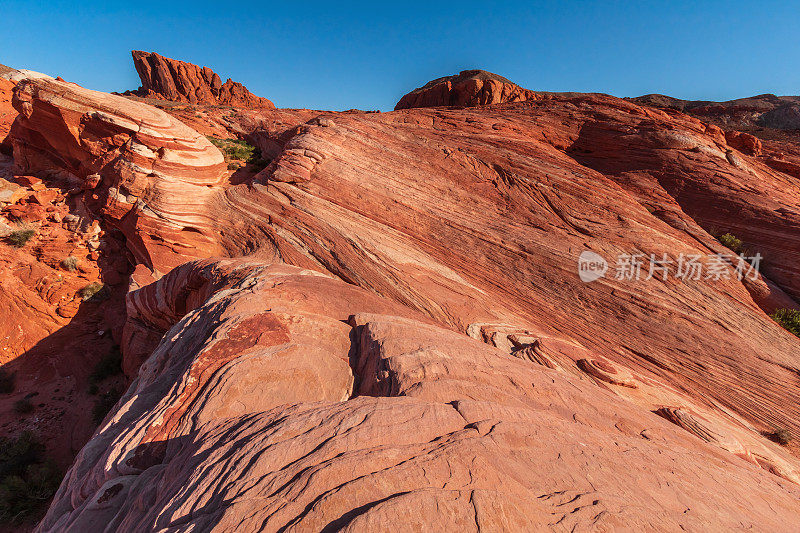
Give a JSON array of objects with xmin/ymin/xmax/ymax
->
[{"xmin": 725, "ymin": 130, "xmax": 762, "ymax": 156}]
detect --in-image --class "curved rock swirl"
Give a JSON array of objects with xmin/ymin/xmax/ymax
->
[
  {"xmin": 37, "ymin": 260, "xmax": 800, "ymax": 531},
  {"xmin": 11, "ymin": 76, "xmax": 227, "ymax": 273},
  {"xmin": 7, "ymin": 75, "xmax": 800, "ymax": 530}
]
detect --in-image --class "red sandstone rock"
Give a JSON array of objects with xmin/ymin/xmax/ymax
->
[
  {"xmin": 129, "ymin": 51, "xmax": 275, "ymax": 108},
  {"xmin": 35, "ymin": 260, "xmax": 800, "ymax": 531},
  {"xmin": 0, "ymin": 74, "xmax": 15, "ymax": 154},
  {"xmin": 10, "ymin": 75, "xmax": 228, "ymax": 274},
  {"xmin": 6, "ymin": 70, "xmax": 800, "ymax": 530},
  {"xmin": 394, "ymin": 69, "xmax": 538, "ymax": 109},
  {"xmin": 725, "ymin": 130, "xmax": 762, "ymax": 155}
]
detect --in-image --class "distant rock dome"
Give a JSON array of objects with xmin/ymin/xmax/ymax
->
[{"xmin": 394, "ymin": 69, "xmax": 537, "ymax": 110}]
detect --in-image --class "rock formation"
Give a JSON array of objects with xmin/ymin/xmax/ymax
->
[
  {"xmin": 394, "ymin": 69, "xmax": 538, "ymax": 109},
  {"xmin": 35, "ymin": 260, "xmax": 800, "ymax": 531},
  {"xmin": 2, "ymin": 67, "xmax": 800, "ymax": 530},
  {"xmin": 632, "ymin": 92, "xmax": 800, "ymax": 132},
  {"xmin": 129, "ymin": 51, "xmax": 274, "ymax": 108},
  {"xmin": 0, "ymin": 64, "xmax": 16, "ymax": 154},
  {"xmin": 10, "ymin": 75, "xmax": 228, "ymax": 273}
]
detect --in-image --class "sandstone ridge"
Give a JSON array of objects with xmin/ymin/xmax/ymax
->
[
  {"xmin": 128, "ymin": 50, "xmax": 275, "ymax": 108},
  {"xmin": 2, "ymin": 67, "xmax": 800, "ymax": 530}
]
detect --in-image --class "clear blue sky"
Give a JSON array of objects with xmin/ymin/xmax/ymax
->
[{"xmin": 1, "ymin": 1, "xmax": 799, "ymax": 111}]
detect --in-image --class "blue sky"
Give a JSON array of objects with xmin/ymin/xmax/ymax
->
[{"xmin": 1, "ymin": 1, "xmax": 798, "ymax": 110}]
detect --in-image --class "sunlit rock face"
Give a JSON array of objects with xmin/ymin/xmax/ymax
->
[
  {"xmin": 130, "ymin": 50, "xmax": 275, "ymax": 108},
  {"xmin": 10, "ymin": 75, "xmax": 228, "ymax": 273},
  {"xmin": 5, "ymin": 68, "xmax": 800, "ymax": 531},
  {"xmin": 395, "ymin": 69, "xmax": 539, "ymax": 109},
  {"xmin": 36, "ymin": 260, "xmax": 800, "ymax": 531}
]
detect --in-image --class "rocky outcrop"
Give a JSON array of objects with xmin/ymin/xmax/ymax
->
[
  {"xmin": 36, "ymin": 260, "xmax": 800, "ymax": 531},
  {"xmin": 631, "ymin": 92, "xmax": 800, "ymax": 131},
  {"xmin": 0, "ymin": 128, "xmax": 131, "ymax": 469},
  {"xmin": 10, "ymin": 75, "xmax": 228, "ymax": 273},
  {"xmin": 394, "ymin": 69, "xmax": 538, "ymax": 109},
  {"xmin": 0, "ymin": 67, "xmax": 16, "ymax": 154},
  {"xmin": 7, "ymin": 70, "xmax": 800, "ymax": 530},
  {"xmin": 129, "ymin": 51, "xmax": 275, "ymax": 108}
]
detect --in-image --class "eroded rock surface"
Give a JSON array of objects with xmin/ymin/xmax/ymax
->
[
  {"xmin": 10, "ymin": 76, "xmax": 228, "ymax": 273},
  {"xmin": 36, "ymin": 260, "xmax": 800, "ymax": 531},
  {"xmin": 129, "ymin": 51, "xmax": 275, "ymax": 108},
  {"xmin": 4, "ymin": 70, "xmax": 800, "ymax": 531}
]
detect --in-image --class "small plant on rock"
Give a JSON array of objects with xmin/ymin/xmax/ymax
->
[
  {"xmin": 770, "ymin": 308, "xmax": 800, "ymax": 338},
  {"xmin": 60, "ymin": 256, "xmax": 78, "ymax": 272},
  {"xmin": 7, "ymin": 226, "xmax": 36, "ymax": 248},
  {"xmin": 13, "ymin": 399, "xmax": 33, "ymax": 414},
  {"xmin": 0, "ymin": 432, "xmax": 61, "ymax": 524},
  {"xmin": 763, "ymin": 428, "xmax": 793, "ymax": 446},
  {"xmin": 79, "ymin": 282, "xmax": 108, "ymax": 302},
  {"xmin": 0, "ymin": 369, "xmax": 14, "ymax": 394},
  {"xmin": 207, "ymin": 136, "xmax": 268, "ymax": 171},
  {"xmin": 92, "ymin": 389, "xmax": 121, "ymax": 425},
  {"xmin": 89, "ymin": 346, "xmax": 122, "ymax": 387},
  {"xmin": 717, "ymin": 232, "xmax": 744, "ymax": 254}
]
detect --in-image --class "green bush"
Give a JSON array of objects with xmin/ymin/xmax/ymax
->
[
  {"xmin": 79, "ymin": 282, "xmax": 108, "ymax": 302},
  {"xmin": 763, "ymin": 428, "xmax": 792, "ymax": 446},
  {"xmin": 771, "ymin": 308, "xmax": 800, "ymax": 338},
  {"xmin": 207, "ymin": 137, "xmax": 268, "ymax": 171},
  {"xmin": 0, "ymin": 463, "xmax": 61, "ymax": 524},
  {"xmin": 717, "ymin": 232, "xmax": 744, "ymax": 254},
  {"xmin": 60, "ymin": 256, "xmax": 78, "ymax": 272},
  {"xmin": 13, "ymin": 399, "xmax": 33, "ymax": 414},
  {"xmin": 0, "ymin": 432, "xmax": 60, "ymax": 524},
  {"xmin": 89, "ymin": 347, "xmax": 122, "ymax": 386},
  {"xmin": 7, "ymin": 227, "xmax": 36, "ymax": 248},
  {"xmin": 0, "ymin": 369, "xmax": 14, "ymax": 394},
  {"xmin": 0, "ymin": 432, "xmax": 42, "ymax": 478}
]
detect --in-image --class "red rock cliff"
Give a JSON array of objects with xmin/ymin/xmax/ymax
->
[{"xmin": 130, "ymin": 50, "xmax": 275, "ymax": 108}]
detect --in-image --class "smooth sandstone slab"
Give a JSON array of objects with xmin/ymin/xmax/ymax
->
[{"xmin": 36, "ymin": 260, "xmax": 800, "ymax": 531}]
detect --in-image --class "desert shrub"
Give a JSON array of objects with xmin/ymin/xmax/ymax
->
[
  {"xmin": 0, "ymin": 432, "xmax": 41, "ymax": 478},
  {"xmin": 79, "ymin": 282, "xmax": 108, "ymax": 302},
  {"xmin": 717, "ymin": 232, "xmax": 744, "ymax": 254},
  {"xmin": 60, "ymin": 256, "xmax": 78, "ymax": 272},
  {"xmin": 770, "ymin": 308, "xmax": 800, "ymax": 338},
  {"xmin": 13, "ymin": 399, "xmax": 33, "ymax": 414},
  {"xmin": 763, "ymin": 428, "xmax": 793, "ymax": 446},
  {"xmin": 7, "ymin": 226, "xmax": 36, "ymax": 248},
  {"xmin": 227, "ymin": 162, "xmax": 240, "ymax": 170},
  {"xmin": 92, "ymin": 389, "xmax": 121, "ymax": 425},
  {"xmin": 89, "ymin": 346, "xmax": 122, "ymax": 386},
  {"xmin": 0, "ymin": 432, "xmax": 60, "ymax": 524},
  {"xmin": 0, "ymin": 369, "xmax": 14, "ymax": 394},
  {"xmin": 207, "ymin": 137, "xmax": 268, "ymax": 171}
]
